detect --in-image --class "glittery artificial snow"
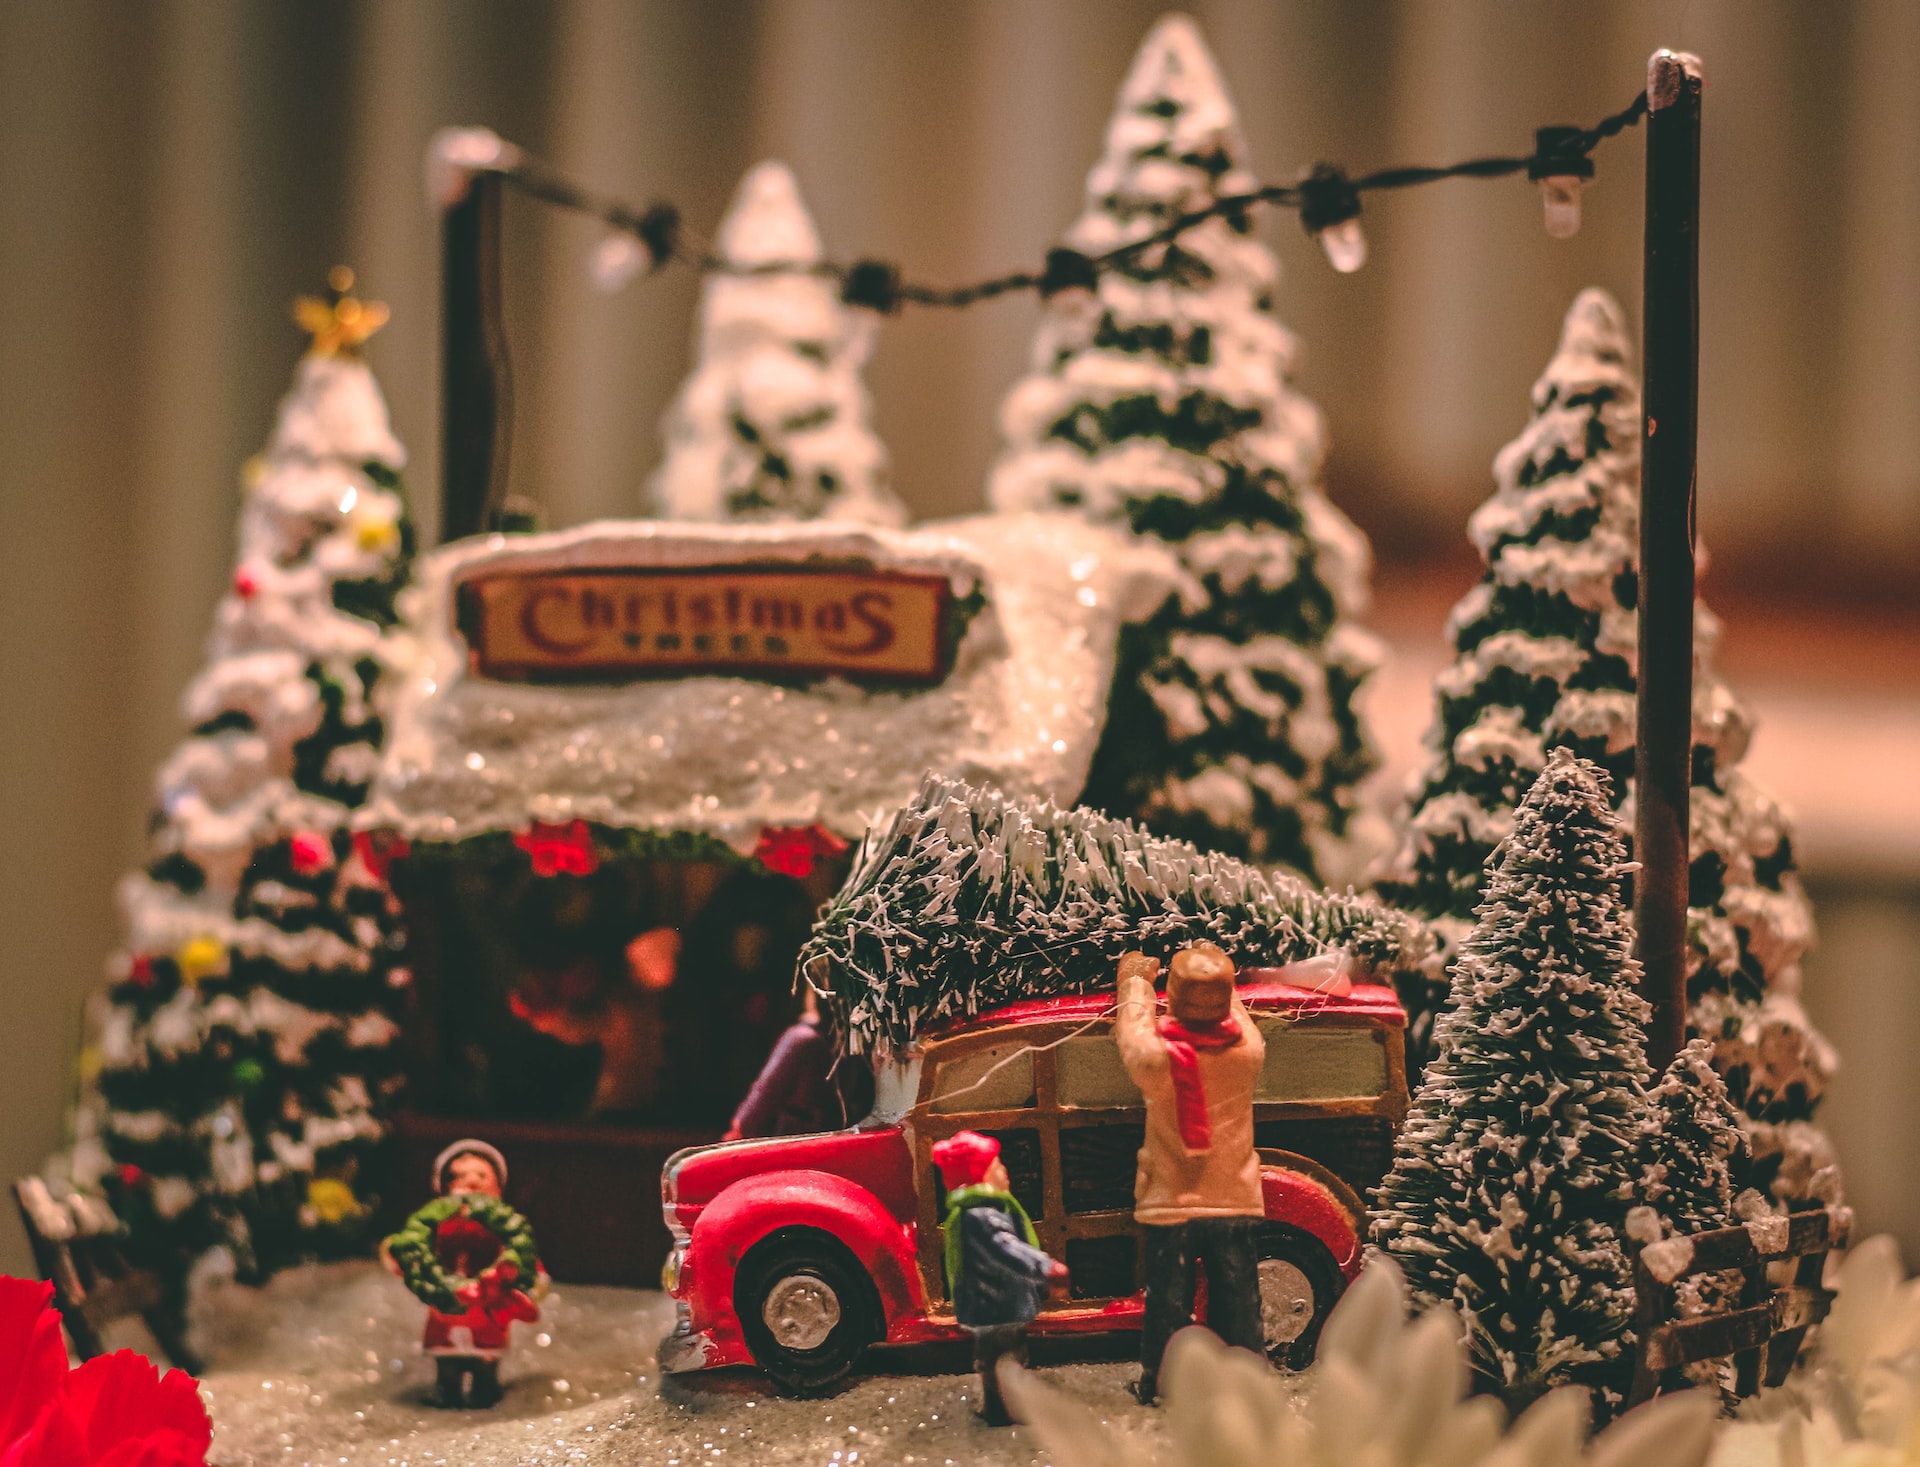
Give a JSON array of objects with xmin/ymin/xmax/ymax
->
[
  {"xmin": 364, "ymin": 514, "xmax": 1175, "ymax": 850},
  {"xmin": 188, "ymin": 1261, "xmax": 1177, "ymax": 1467}
]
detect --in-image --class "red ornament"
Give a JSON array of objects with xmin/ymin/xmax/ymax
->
[
  {"xmin": 113, "ymin": 1164, "xmax": 145, "ymax": 1191},
  {"xmin": 513, "ymin": 820, "xmax": 598, "ymax": 878},
  {"xmin": 232, "ymin": 567, "xmax": 259, "ymax": 599},
  {"xmin": 0, "ymin": 1275, "xmax": 211, "ymax": 1466},
  {"xmin": 288, "ymin": 830, "xmax": 333, "ymax": 876},
  {"xmin": 754, "ymin": 823, "xmax": 851, "ymax": 880},
  {"xmin": 351, "ymin": 829, "xmax": 410, "ymax": 883},
  {"xmin": 126, "ymin": 956, "xmax": 155, "ymax": 988}
]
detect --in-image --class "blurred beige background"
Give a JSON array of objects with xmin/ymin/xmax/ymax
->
[{"xmin": 2, "ymin": 0, "xmax": 1916, "ymax": 1276}]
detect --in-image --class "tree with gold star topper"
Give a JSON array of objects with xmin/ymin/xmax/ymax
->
[{"xmin": 65, "ymin": 269, "xmax": 418, "ymax": 1285}]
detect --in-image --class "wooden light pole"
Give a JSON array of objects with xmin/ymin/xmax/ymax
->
[
  {"xmin": 1635, "ymin": 49, "xmax": 1704, "ymax": 1070},
  {"xmin": 441, "ymin": 168, "xmax": 507, "ymax": 543}
]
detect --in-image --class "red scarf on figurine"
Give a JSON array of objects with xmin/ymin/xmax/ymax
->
[{"xmin": 1157, "ymin": 1016, "xmax": 1243, "ymax": 1153}]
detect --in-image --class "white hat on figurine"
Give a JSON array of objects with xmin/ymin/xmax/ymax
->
[{"xmin": 431, "ymin": 1138, "xmax": 509, "ymax": 1194}]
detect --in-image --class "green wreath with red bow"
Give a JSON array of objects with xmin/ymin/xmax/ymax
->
[{"xmin": 384, "ymin": 1194, "xmax": 541, "ymax": 1315}]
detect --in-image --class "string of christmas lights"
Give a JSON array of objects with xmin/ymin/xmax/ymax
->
[{"xmin": 429, "ymin": 89, "xmax": 1648, "ymax": 312}]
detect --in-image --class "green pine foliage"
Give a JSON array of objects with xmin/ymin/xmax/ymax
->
[
  {"xmin": 82, "ymin": 335, "xmax": 414, "ymax": 1283},
  {"xmin": 800, "ymin": 772, "xmax": 1432, "ymax": 1057},
  {"xmin": 1370, "ymin": 750, "xmax": 1651, "ymax": 1414},
  {"xmin": 988, "ymin": 14, "xmax": 1384, "ymax": 885},
  {"xmin": 1376, "ymin": 288, "xmax": 1833, "ymax": 1212}
]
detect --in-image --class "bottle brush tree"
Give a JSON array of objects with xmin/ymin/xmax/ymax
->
[
  {"xmin": 1377, "ymin": 288, "xmax": 1832, "ymax": 1212},
  {"xmin": 987, "ymin": 13, "xmax": 1385, "ymax": 885},
  {"xmin": 650, "ymin": 159, "xmax": 906, "ymax": 528},
  {"xmin": 78, "ymin": 272, "xmax": 415, "ymax": 1281},
  {"xmin": 1371, "ymin": 749, "xmax": 1651, "ymax": 1414}
]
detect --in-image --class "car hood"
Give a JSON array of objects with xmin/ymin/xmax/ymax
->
[{"xmin": 664, "ymin": 1124, "xmax": 918, "ymax": 1227}]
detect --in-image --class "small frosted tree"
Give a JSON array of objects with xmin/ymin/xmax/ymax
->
[
  {"xmin": 1377, "ymin": 288, "xmax": 1832, "ymax": 1211},
  {"xmin": 85, "ymin": 274, "xmax": 414, "ymax": 1279},
  {"xmin": 987, "ymin": 13, "xmax": 1384, "ymax": 885},
  {"xmin": 650, "ymin": 160, "xmax": 906, "ymax": 527},
  {"xmin": 1637, "ymin": 1037, "xmax": 1743, "ymax": 1238},
  {"xmin": 1371, "ymin": 750, "xmax": 1651, "ymax": 1413}
]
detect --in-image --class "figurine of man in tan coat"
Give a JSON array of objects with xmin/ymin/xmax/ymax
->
[{"xmin": 1115, "ymin": 942, "xmax": 1266, "ymax": 1402}]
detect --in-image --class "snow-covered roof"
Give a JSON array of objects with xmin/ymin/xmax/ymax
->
[{"xmin": 362, "ymin": 514, "xmax": 1174, "ymax": 849}]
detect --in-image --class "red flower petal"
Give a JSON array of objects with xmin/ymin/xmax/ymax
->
[
  {"xmin": 55, "ymin": 1354, "xmax": 210, "ymax": 1465},
  {"xmin": 0, "ymin": 1278, "xmax": 66, "ymax": 1451}
]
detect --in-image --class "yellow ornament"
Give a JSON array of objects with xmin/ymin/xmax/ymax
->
[
  {"xmin": 76, "ymin": 1046, "xmax": 103, "ymax": 1083},
  {"xmin": 307, "ymin": 1176, "xmax": 363, "ymax": 1226},
  {"xmin": 351, "ymin": 506, "xmax": 401, "ymax": 556},
  {"xmin": 294, "ymin": 265, "xmax": 390, "ymax": 359},
  {"xmin": 174, "ymin": 935, "xmax": 229, "ymax": 986}
]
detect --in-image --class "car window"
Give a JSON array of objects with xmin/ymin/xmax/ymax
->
[
  {"xmin": 928, "ymin": 1041, "xmax": 1036, "ymax": 1114},
  {"xmin": 1056, "ymin": 1035, "xmax": 1142, "ymax": 1108},
  {"xmin": 1256, "ymin": 1020, "xmax": 1388, "ymax": 1102}
]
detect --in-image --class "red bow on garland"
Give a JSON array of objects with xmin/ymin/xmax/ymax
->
[
  {"xmin": 453, "ymin": 1260, "xmax": 540, "ymax": 1325},
  {"xmin": 754, "ymin": 823, "xmax": 850, "ymax": 880},
  {"xmin": 514, "ymin": 820, "xmax": 598, "ymax": 878}
]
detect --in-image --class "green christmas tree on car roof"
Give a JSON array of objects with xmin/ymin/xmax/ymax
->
[
  {"xmin": 800, "ymin": 772, "xmax": 1430, "ymax": 1059},
  {"xmin": 1377, "ymin": 288, "xmax": 1833, "ymax": 1212},
  {"xmin": 650, "ymin": 159, "xmax": 907, "ymax": 527},
  {"xmin": 987, "ymin": 12, "xmax": 1385, "ymax": 886},
  {"xmin": 77, "ymin": 271, "xmax": 415, "ymax": 1281},
  {"xmin": 1371, "ymin": 749, "xmax": 1651, "ymax": 1415}
]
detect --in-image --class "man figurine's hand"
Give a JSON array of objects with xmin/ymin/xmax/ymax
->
[
  {"xmin": 1117, "ymin": 951, "xmax": 1160, "ymax": 993},
  {"xmin": 1047, "ymin": 1259, "xmax": 1070, "ymax": 1300}
]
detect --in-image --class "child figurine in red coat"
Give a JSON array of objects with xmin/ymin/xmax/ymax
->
[{"xmin": 382, "ymin": 1140, "xmax": 548, "ymax": 1408}]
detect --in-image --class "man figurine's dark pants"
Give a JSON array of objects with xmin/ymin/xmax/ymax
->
[
  {"xmin": 969, "ymin": 1322, "xmax": 1029, "ymax": 1425},
  {"xmin": 436, "ymin": 1355, "xmax": 500, "ymax": 1408},
  {"xmin": 1138, "ymin": 1217, "xmax": 1263, "ymax": 1402}
]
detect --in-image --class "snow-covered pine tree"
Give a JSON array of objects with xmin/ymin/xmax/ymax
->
[
  {"xmin": 86, "ymin": 272, "xmax": 414, "ymax": 1279},
  {"xmin": 800, "ymin": 772, "xmax": 1430, "ymax": 1058},
  {"xmin": 649, "ymin": 160, "xmax": 907, "ymax": 527},
  {"xmin": 1370, "ymin": 749, "xmax": 1651, "ymax": 1414},
  {"xmin": 1636, "ymin": 1037, "xmax": 1743, "ymax": 1239},
  {"xmin": 987, "ymin": 13, "xmax": 1383, "ymax": 885},
  {"xmin": 1376, "ymin": 288, "xmax": 1832, "ymax": 1211}
]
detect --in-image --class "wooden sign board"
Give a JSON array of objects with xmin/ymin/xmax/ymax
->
[{"xmin": 457, "ymin": 565, "xmax": 954, "ymax": 685}]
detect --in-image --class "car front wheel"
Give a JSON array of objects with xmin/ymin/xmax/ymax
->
[
  {"xmin": 1254, "ymin": 1222, "xmax": 1345, "ymax": 1370},
  {"xmin": 734, "ymin": 1228, "xmax": 882, "ymax": 1395}
]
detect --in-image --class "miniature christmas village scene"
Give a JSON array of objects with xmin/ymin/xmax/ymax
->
[{"xmin": 12, "ymin": 14, "xmax": 1894, "ymax": 1467}]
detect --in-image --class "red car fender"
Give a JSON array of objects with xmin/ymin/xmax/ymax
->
[
  {"xmin": 685, "ymin": 1168, "xmax": 925, "ymax": 1341},
  {"xmin": 1261, "ymin": 1166, "xmax": 1364, "ymax": 1279}
]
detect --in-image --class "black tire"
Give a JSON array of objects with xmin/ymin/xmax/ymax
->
[
  {"xmin": 1254, "ymin": 1223, "xmax": 1345, "ymax": 1371},
  {"xmin": 734, "ymin": 1228, "xmax": 883, "ymax": 1395}
]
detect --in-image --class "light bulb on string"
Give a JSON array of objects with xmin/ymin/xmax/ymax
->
[
  {"xmin": 592, "ymin": 233, "xmax": 648, "ymax": 293},
  {"xmin": 1297, "ymin": 164, "xmax": 1367, "ymax": 273},
  {"xmin": 1529, "ymin": 127, "xmax": 1595, "ymax": 240}
]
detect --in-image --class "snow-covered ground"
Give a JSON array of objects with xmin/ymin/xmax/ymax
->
[{"xmin": 187, "ymin": 1261, "xmax": 1188, "ymax": 1467}]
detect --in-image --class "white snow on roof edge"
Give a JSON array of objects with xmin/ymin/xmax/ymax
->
[{"xmin": 362, "ymin": 514, "xmax": 1176, "ymax": 850}]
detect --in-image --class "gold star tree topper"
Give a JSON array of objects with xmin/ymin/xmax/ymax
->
[{"xmin": 294, "ymin": 265, "xmax": 391, "ymax": 358}]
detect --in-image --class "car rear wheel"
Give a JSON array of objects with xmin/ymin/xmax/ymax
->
[
  {"xmin": 734, "ymin": 1228, "xmax": 882, "ymax": 1395},
  {"xmin": 1255, "ymin": 1223, "xmax": 1344, "ymax": 1370}
]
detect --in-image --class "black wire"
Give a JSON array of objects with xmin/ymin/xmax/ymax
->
[{"xmin": 479, "ymin": 87, "xmax": 1649, "ymax": 311}]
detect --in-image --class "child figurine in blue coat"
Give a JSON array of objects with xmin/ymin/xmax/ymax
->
[{"xmin": 933, "ymin": 1130, "xmax": 1068, "ymax": 1425}]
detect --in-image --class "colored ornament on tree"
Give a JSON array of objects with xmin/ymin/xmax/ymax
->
[
  {"xmin": 987, "ymin": 14, "xmax": 1386, "ymax": 886},
  {"xmin": 1370, "ymin": 750, "xmax": 1651, "ymax": 1414},
  {"xmin": 172, "ymin": 936, "xmax": 227, "ymax": 987},
  {"xmin": 1375, "ymin": 287, "xmax": 1833, "ymax": 1211},
  {"xmin": 649, "ymin": 160, "xmax": 907, "ymax": 527},
  {"xmin": 288, "ymin": 831, "xmax": 333, "ymax": 876}
]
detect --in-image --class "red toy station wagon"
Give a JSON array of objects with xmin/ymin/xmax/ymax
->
[{"xmin": 659, "ymin": 976, "xmax": 1409, "ymax": 1392}]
